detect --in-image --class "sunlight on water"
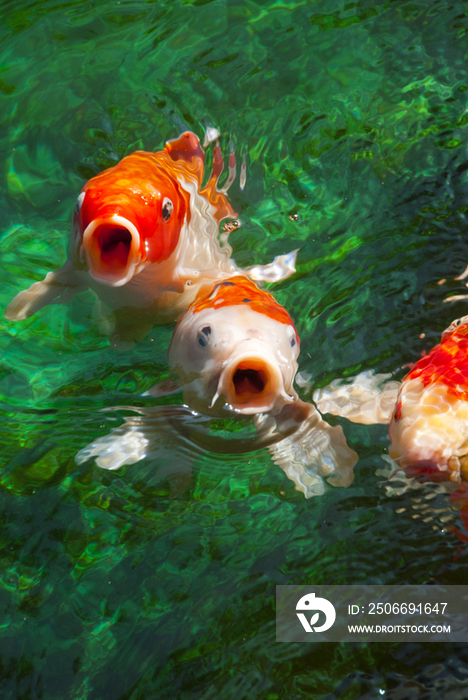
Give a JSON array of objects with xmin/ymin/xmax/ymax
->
[{"xmin": 2, "ymin": 0, "xmax": 468, "ymax": 698}]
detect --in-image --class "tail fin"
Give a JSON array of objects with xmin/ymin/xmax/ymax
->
[
  {"xmin": 165, "ymin": 131, "xmax": 205, "ymax": 187},
  {"xmin": 220, "ymin": 139, "xmax": 237, "ymax": 194}
]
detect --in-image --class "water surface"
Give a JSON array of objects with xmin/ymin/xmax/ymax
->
[{"xmin": 2, "ymin": 0, "xmax": 468, "ymax": 698}]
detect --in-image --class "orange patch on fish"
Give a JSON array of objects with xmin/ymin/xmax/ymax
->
[
  {"xmin": 190, "ymin": 276, "xmax": 299, "ymax": 342},
  {"xmin": 405, "ymin": 322, "xmax": 468, "ymax": 403}
]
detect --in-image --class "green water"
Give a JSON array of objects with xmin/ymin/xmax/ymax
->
[{"xmin": 2, "ymin": 0, "xmax": 468, "ymax": 697}]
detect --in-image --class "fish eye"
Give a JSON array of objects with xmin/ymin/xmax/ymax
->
[
  {"xmin": 75, "ymin": 191, "xmax": 86, "ymax": 214},
  {"xmin": 287, "ymin": 326, "xmax": 296, "ymax": 347},
  {"xmin": 162, "ymin": 197, "xmax": 173, "ymax": 222},
  {"xmin": 197, "ymin": 325, "xmax": 211, "ymax": 347}
]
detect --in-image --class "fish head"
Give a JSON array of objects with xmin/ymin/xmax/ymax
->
[
  {"xmin": 168, "ymin": 278, "xmax": 300, "ymax": 415},
  {"xmin": 73, "ymin": 132, "xmax": 205, "ymax": 287}
]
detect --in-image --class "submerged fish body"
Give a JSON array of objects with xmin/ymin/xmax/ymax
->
[
  {"xmin": 77, "ymin": 277, "xmax": 358, "ymax": 498},
  {"xmin": 5, "ymin": 131, "xmax": 295, "ymax": 342},
  {"xmin": 389, "ymin": 315, "xmax": 468, "ymax": 481}
]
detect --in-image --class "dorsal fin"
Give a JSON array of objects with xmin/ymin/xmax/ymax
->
[
  {"xmin": 164, "ymin": 131, "xmax": 205, "ymax": 186},
  {"xmin": 165, "ymin": 130, "xmax": 236, "ymax": 221},
  {"xmin": 200, "ymin": 141, "xmax": 237, "ymax": 222}
]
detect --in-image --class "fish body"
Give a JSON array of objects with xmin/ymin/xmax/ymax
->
[
  {"xmin": 389, "ymin": 315, "xmax": 468, "ymax": 480},
  {"xmin": 5, "ymin": 131, "xmax": 295, "ymax": 342}
]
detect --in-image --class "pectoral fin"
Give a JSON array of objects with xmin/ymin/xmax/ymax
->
[
  {"xmin": 313, "ymin": 370, "xmax": 400, "ymax": 425},
  {"xmin": 76, "ymin": 422, "xmax": 149, "ymax": 470},
  {"xmin": 246, "ymin": 250, "xmax": 298, "ymax": 284},
  {"xmin": 256, "ymin": 400, "xmax": 358, "ymax": 498},
  {"xmin": 5, "ymin": 260, "xmax": 86, "ymax": 321},
  {"xmin": 75, "ymin": 406, "xmax": 196, "ymax": 496}
]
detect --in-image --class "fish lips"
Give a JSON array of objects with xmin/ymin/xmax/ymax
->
[
  {"xmin": 211, "ymin": 343, "xmax": 295, "ymax": 414},
  {"xmin": 81, "ymin": 214, "xmax": 142, "ymax": 287}
]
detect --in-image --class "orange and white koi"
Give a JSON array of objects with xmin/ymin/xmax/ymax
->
[
  {"xmin": 387, "ymin": 317, "xmax": 468, "ymax": 535},
  {"xmin": 312, "ymin": 317, "xmax": 468, "ymax": 535},
  {"xmin": 5, "ymin": 130, "xmax": 296, "ymax": 342},
  {"xmin": 76, "ymin": 277, "xmax": 357, "ymax": 498}
]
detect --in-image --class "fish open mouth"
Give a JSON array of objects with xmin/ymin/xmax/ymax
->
[
  {"xmin": 82, "ymin": 215, "xmax": 141, "ymax": 287},
  {"xmin": 232, "ymin": 361, "xmax": 270, "ymax": 403},
  {"xmin": 211, "ymin": 350, "xmax": 292, "ymax": 414},
  {"xmin": 99, "ymin": 226, "xmax": 132, "ymax": 266}
]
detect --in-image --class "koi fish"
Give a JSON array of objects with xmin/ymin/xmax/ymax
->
[
  {"xmin": 313, "ymin": 318, "xmax": 468, "ymax": 536},
  {"xmin": 5, "ymin": 130, "xmax": 296, "ymax": 343},
  {"xmin": 314, "ymin": 315, "xmax": 468, "ymax": 481},
  {"xmin": 76, "ymin": 277, "xmax": 357, "ymax": 497},
  {"xmin": 388, "ymin": 314, "xmax": 468, "ymax": 534}
]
